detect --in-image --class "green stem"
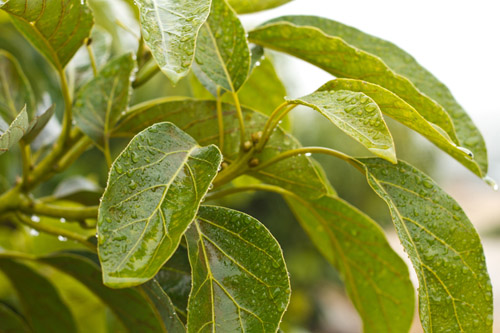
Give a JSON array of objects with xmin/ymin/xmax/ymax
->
[
  {"xmin": 216, "ymin": 87, "xmax": 224, "ymax": 150},
  {"xmin": 231, "ymin": 92, "xmax": 246, "ymax": 148},
  {"xmin": 58, "ymin": 68, "xmax": 73, "ymax": 147},
  {"xmin": 256, "ymin": 102, "xmax": 295, "ymax": 152},
  {"xmin": 206, "ymin": 183, "xmax": 299, "ymax": 201},
  {"xmin": 86, "ymin": 40, "xmax": 98, "ymax": 77},
  {"xmin": 103, "ymin": 138, "xmax": 112, "ymax": 168},
  {"xmin": 132, "ymin": 59, "xmax": 160, "ymax": 88},
  {"xmin": 20, "ymin": 142, "xmax": 32, "ymax": 183},
  {"xmin": 19, "ymin": 199, "xmax": 98, "ymax": 221},
  {"xmin": 0, "ymin": 185, "xmax": 21, "ymax": 214},
  {"xmin": 212, "ymin": 148, "xmax": 254, "ymax": 188}
]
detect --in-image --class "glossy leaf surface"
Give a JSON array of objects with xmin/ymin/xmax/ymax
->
[
  {"xmin": 285, "ymin": 194, "xmax": 414, "ymax": 332},
  {"xmin": 0, "ymin": 303, "xmax": 31, "ymax": 333},
  {"xmin": 0, "ymin": 50, "xmax": 35, "ymax": 121},
  {"xmin": 194, "ymin": 0, "xmax": 250, "ymax": 93},
  {"xmin": 73, "ymin": 53, "xmax": 135, "ymax": 147},
  {"xmin": 0, "ymin": 106, "xmax": 28, "ymax": 155},
  {"xmin": 185, "ymin": 206, "xmax": 290, "ymax": 332},
  {"xmin": 279, "ymin": 15, "xmax": 488, "ymax": 177},
  {"xmin": 227, "ymin": 0, "xmax": 292, "ymax": 13},
  {"xmin": 142, "ymin": 280, "xmax": 186, "ymax": 332},
  {"xmin": 0, "ymin": 0, "xmax": 94, "ymax": 70},
  {"xmin": 290, "ymin": 89, "xmax": 396, "ymax": 163},
  {"xmin": 98, "ymin": 122, "xmax": 222, "ymax": 288},
  {"xmin": 135, "ymin": 0, "xmax": 211, "ymax": 84},
  {"xmin": 39, "ymin": 252, "xmax": 168, "ymax": 332},
  {"xmin": 114, "ymin": 99, "xmax": 331, "ymax": 199},
  {"xmin": 23, "ymin": 105, "xmax": 56, "ymax": 144},
  {"xmin": 360, "ymin": 158, "xmax": 493, "ymax": 332},
  {"xmin": 0, "ymin": 258, "xmax": 77, "ymax": 332}
]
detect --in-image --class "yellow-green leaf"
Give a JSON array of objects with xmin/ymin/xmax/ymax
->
[
  {"xmin": 142, "ymin": 280, "xmax": 186, "ymax": 332},
  {"xmin": 23, "ymin": 105, "xmax": 55, "ymax": 144},
  {"xmin": 0, "ymin": 105, "xmax": 28, "ymax": 155},
  {"xmin": 227, "ymin": 0, "xmax": 292, "ymax": 14}
]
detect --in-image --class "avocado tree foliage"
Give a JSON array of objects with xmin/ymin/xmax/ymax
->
[{"xmin": 0, "ymin": 0, "xmax": 495, "ymax": 332}]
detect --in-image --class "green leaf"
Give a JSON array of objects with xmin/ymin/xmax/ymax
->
[
  {"xmin": 98, "ymin": 122, "xmax": 222, "ymax": 288},
  {"xmin": 114, "ymin": 99, "xmax": 331, "ymax": 199},
  {"xmin": 53, "ymin": 176, "xmax": 102, "ymax": 206},
  {"xmin": 193, "ymin": 0, "xmax": 251, "ymax": 93},
  {"xmin": 0, "ymin": 0, "xmax": 94, "ymax": 70},
  {"xmin": 38, "ymin": 251, "xmax": 168, "ymax": 332},
  {"xmin": 73, "ymin": 53, "xmax": 135, "ymax": 147},
  {"xmin": 276, "ymin": 15, "xmax": 488, "ymax": 177},
  {"xmin": 319, "ymin": 79, "xmax": 481, "ymax": 177},
  {"xmin": 359, "ymin": 158, "xmax": 493, "ymax": 332},
  {"xmin": 185, "ymin": 206, "xmax": 290, "ymax": 332},
  {"xmin": 0, "ymin": 258, "xmax": 77, "ymax": 332},
  {"xmin": 23, "ymin": 105, "xmax": 55, "ymax": 144},
  {"xmin": 0, "ymin": 303, "xmax": 31, "ymax": 333},
  {"xmin": 0, "ymin": 50, "xmax": 35, "ymax": 121},
  {"xmin": 0, "ymin": 106, "xmax": 29, "ymax": 156},
  {"xmin": 135, "ymin": 0, "xmax": 211, "ymax": 84},
  {"xmin": 290, "ymin": 89, "xmax": 396, "ymax": 163},
  {"xmin": 284, "ymin": 194, "xmax": 414, "ymax": 332},
  {"xmin": 248, "ymin": 20, "xmax": 459, "ymax": 149},
  {"xmin": 142, "ymin": 280, "xmax": 186, "ymax": 332},
  {"xmin": 227, "ymin": 0, "xmax": 292, "ymax": 14}
]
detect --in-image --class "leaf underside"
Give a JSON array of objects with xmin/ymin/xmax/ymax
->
[{"xmin": 0, "ymin": 106, "xmax": 29, "ymax": 155}]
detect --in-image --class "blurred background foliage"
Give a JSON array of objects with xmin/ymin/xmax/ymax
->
[{"xmin": 0, "ymin": 2, "xmax": 439, "ymax": 331}]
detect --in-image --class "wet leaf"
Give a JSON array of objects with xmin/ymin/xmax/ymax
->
[
  {"xmin": 23, "ymin": 105, "xmax": 56, "ymax": 144},
  {"xmin": 142, "ymin": 280, "xmax": 186, "ymax": 332},
  {"xmin": 98, "ymin": 122, "xmax": 222, "ymax": 288},
  {"xmin": 73, "ymin": 53, "xmax": 135, "ymax": 147},
  {"xmin": 135, "ymin": 0, "xmax": 211, "ymax": 84},
  {"xmin": 0, "ymin": 50, "xmax": 35, "ymax": 121},
  {"xmin": 53, "ymin": 176, "xmax": 102, "ymax": 206},
  {"xmin": 0, "ymin": 106, "xmax": 29, "ymax": 156},
  {"xmin": 359, "ymin": 158, "xmax": 493, "ymax": 332},
  {"xmin": 285, "ymin": 194, "xmax": 414, "ymax": 332},
  {"xmin": 0, "ymin": 0, "xmax": 94, "ymax": 70},
  {"xmin": 185, "ymin": 206, "xmax": 290, "ymax": 332},
  {"xmin": 0, "ymin": 258, "xmax": 77, "ymax": 332},
  {"xmin": 0, "ymin": 303, "xmax": 31, "ymax": 333},
  {"xmin": 114, "ymin": 99, "xmax": 331, "ymax": 199},
  {"xmin": 227, "ymin": 0, "xmax": 292, "ymax": 14},
  {"xmin": 277, "ymin": 15, "xmax": 488, "ymax": 177},
  {"xmin": 194, "ymin": 0, "xmax": 251, "ymax": 93},
  {"xmin": 290, "ymin": 89, "xmax": 396, "ymax": 163}
]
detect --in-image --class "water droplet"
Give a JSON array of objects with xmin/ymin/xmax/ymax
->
[
  {"xmin": 345, "ymin": 105, "xmax": 356, "ymax": 112},
  {"xmin": 452, "ymin": 203, "xmax": 461, "ymax": 211},
  {"xmin": 29, "ymin": 229, "xmax": 39, "ymax": 236},
  {"xmin": 483, "ymin": 176, "xmax": 498, "ymax": 191},
  {"xmin": 115, "ymin": 164, "xmax": 124, "ymax": 174},
  {"xmin": 31, "ymin": 215, "xmax": 40, "ymax": 223},
  {"xmin": 60, "ymin": 218, "xmax": 66, "ymax": 223},
  {"xmin": 305, "ymin": 152, "xmax": 312, "ymax": 157},
  {"xmin": 422, "ymin": 180, "xmax": 433, "ymax": 189},
  {"xmin": 457, "ymin": 146, "xmax": 474, "ymax": 159},
  {"xmin": 58, "ymin": 235, "xmax": 67, "ymax": 242},
  {"xmin": 364, "ymin": 104, "xmax": 376, "ymax": 113},
  {"xmin": 142, "ymin": 29, "xmax": 150, "ymax": 41}
]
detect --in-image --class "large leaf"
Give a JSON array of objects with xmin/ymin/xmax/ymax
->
[
  {"xmin": 23, "ymin": 105, "xmax": 56, "ymax": 144},
  {"xmin": 0, "ymin": 106, "xmax": 29, "ymax": 156},
  {"xmin": 135, "ymin": 0, "xmax": 211, "ymax": 84},
  {"xmin": 114, "ymin": 99, "xmax": 332, "ymax": 199},
  {"xmin": 38, "ymin": 251, "xmax": 168, "ymax": 332},
  {"xmin": 0, "ymin": 303, "xmax": 31, "ymax": 333},
  {"xmin": 227, "ymin": 0, "xmax": 292, "ymax": 14},
  {"xmin": 0, "ymin": 50, "xmax": 35, "ymax": 121},
  {"xmin": 194, "ymin": 0, "xmax": 251, "ymax": 93},
  {"xmin": 275, "ymin": 15, "xmax": 488, "ymax": 177},
  {"xmin": 185, "ymin": 206, "xmax": 290, "ymax": 332},
  {"xmin": 248, "ymin": 21, "xmax": 459, "ymax": 151},
  {"xmin": 98, "ymin": 122, "xmax": 222, "ymax": 288},
  {"xmin": 0, "ymin": 258, "xmax": 77, "ymax": 332},
  {"xmin": 142, "ymin": 280, "xmax": 186, "ymax": 332},
  {"xmin": 73, "ymin": 53, "xmax": 135, "ymax": 147},
  {"xmin": 359, "ymin": 158, "xmax": 493, "ymax": 332},
  {"xmin": 0, "ymin": 0, "xmax": 94, "ymax": 70},
  {"xmin": 285, "ymin": 194, "xmax": 414, "ymax": 332},
  {"xmin": 290, "ymin": 89, "xmax": 396, "ymax": 163}
]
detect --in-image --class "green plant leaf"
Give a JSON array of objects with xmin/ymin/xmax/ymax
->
[
  {"xmin": 53, "ymin": 176, "xmax": 102, "ymax": 206},
  {"xmin": 23, "ymin": 105, "xmax": 55, "ymax": 144},
  {"xmin": 185, "ymin": 205, "xmax": 290, "ymax": 332},
  {"xmin": 290, "ymin": 89, "xmax": 396, "ymax": 163},
  {"xmin": 275, "ymin": 15, "xmax": 488, "ymax": 177},
  {"xmin": 0, "ymin": 106, "xmax": 29, "ymax": 156},
  {"xmin": 193, "ymin": 0, "xmax": 251, "ymax": 93},
  {"xmin": 38, "ymin": 251, "xmax": 168, "ymax": 332},
  {"xmin": 98, "ymin": 122, "xmax": 222, "ymax": 288},
  {"xmin": 284, "ymin": 194, "xmax": 414, "ymax": 332},
  {"xmin": 73, "ymin": 53, "xmax": 135, "ymax": 147},
  {"xmin": 0, "ymin": 50, "xmax": 35, "ymax": 121},
  {"xmin": 114, "ymin": 99, "xmax": 331, "ymax": 199},
  {"xmin": 0, "ymin": 258, "xmax": 77, "ymax": 332},
  {"xmin": 227, "ymin": 0, "xmax": 292, "ymax": 14},
  {"xmin": 0, "ymin": 303, "xmax": 31, "ymax": 333},
  {"xmin": 0, "ymin": 0, "xmax": 94, "ymax": 71},
  {"xmin": 248, "ymin": 21, "xmax": 459, "ymax": 150},
  {"xmin": 359, "ymin": 158, "xmax": 493, "ymax": 332},
  {"xmin": 142, "ymin": 280, "xmax": 186, "ymax": 332},
  {"xmin": 134, "ymin": 0, "xmax": 211, "ymax": 84}
]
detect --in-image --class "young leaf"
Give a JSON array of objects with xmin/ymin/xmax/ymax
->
[
  {"xmin": 73, "ymin": 53, "xmax": 135, "ymax": 147},
  {"xmin": 284, "ymin": 194, "xmax": 414, "ymax": 332},
  {"xmin": 359, "ymin": 158, "xmax": 493, "ymax": 332},
  {"xmin": 98, "ymin": 122, "xmax": 222, "ymax": 288},
  {"xmin": 0, "ymin": 0, "xmax": 94, "ymax": 71},
  {"xmin": 275, "ymin": 15, "xmax": 488, "ymax": 177},
  {"xmin": 0, "ymin": 258, "xmax": 77, "ymax": 332},
  {"xmin": 194, "ymin": 0, "xmax": 251, "ymax": 93},
  {"xmin": 0, "ymin": 50, "xmax": 35, "ymax": 121},
  {"xmin": 142, "ymin": 280, "xmax": 186, "ymax": 332},
  {"xmin": 185, "ymin": 206, "xmax": 291, "ymax": 332},
  {"xmin": 289, "ymin": 90, "xmax": 396, "ymax": 163},
  {"xmin": 0, "ymin": 303, "xmax": 31, "ymax": 333},
  {"xmin": 248, "ymin": 21, "xmax": 459, "ymax": 149},
  {"xmin": 227, "ymin": 0, "xmax": 292, "ymax": 14},
  {"xmin": 39, "ymin": 251, "xmax": 169, "ymax": 332},
  {"xmin": 134, "ymin": 0, "xmax": 211, "ymax": 84},
  {"xmin": 23, "ymin": 105, "xmax": 56, "ymax": 144},
  {"xmin": 0, "ymin": 106, "xmax": 29, "ymax": 156}
]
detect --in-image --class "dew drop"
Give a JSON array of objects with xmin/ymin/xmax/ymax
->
[
  {"xmin": 58, "ymin": 235, "xmax": 68, "ymax": 242},
  {"xmin": 29, "ymin": 229, "xmax": 39, "ymax": 236},
  {"xmin": 364, "ymin": 104, "xmax": 376, "ymax": 113},
  {"xmin": 31, "ymin": 215, "xmax": 40, "ymax": 223},
  {"xmin": 60, "ymin": 218, "xmax": 66, "ymax": 223},
  {"xmin": 457, "ymin": 146, "xmax": 474, "ymax": 159},
  {"xmin": 305, "ymin": 152, "xmax": 312, "ymax": 157},
  {"xmin": 483, "ymin": 176, "xmax": 498, "ymax": 191},
  {"xmin": 142, "ymin": 29, "xmax": 150, "ymax": 41}
]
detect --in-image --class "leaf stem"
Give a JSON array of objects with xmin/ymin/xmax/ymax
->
[
  {"xmin": 86, "ymin": 39, "xmax": 98, "ymax": 77},
  {"xmin": 57, "ymin": 68, "xmax": 73, "ymax": 146},
  {"xmin": 256, "ymin": 102, "xmax": 295, "ymax": 151},
  {"xmin": 216, "ymin": 87, "xmax": 224, "ymax": 150},
  {"xmin": 206, "ymin": 183, "xmax": 299, "ymax": 201},
  {"xmin": 212, "ymin": 148, "xmax": 254, "ymax": 188},
  {"xmin": 20, "ymin": 141, "xmax": 32, "ymax": 183},
  {"xmin": 19, "ymin": 199, "xmax": 98, "ymax": 221},
  {"xmin": 132, "ymin": 59, "xmax": 160, "ymax": 88},
  {"xmin": 231, "ymin": 91, "xmax": 246, "ymax": 148}
]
